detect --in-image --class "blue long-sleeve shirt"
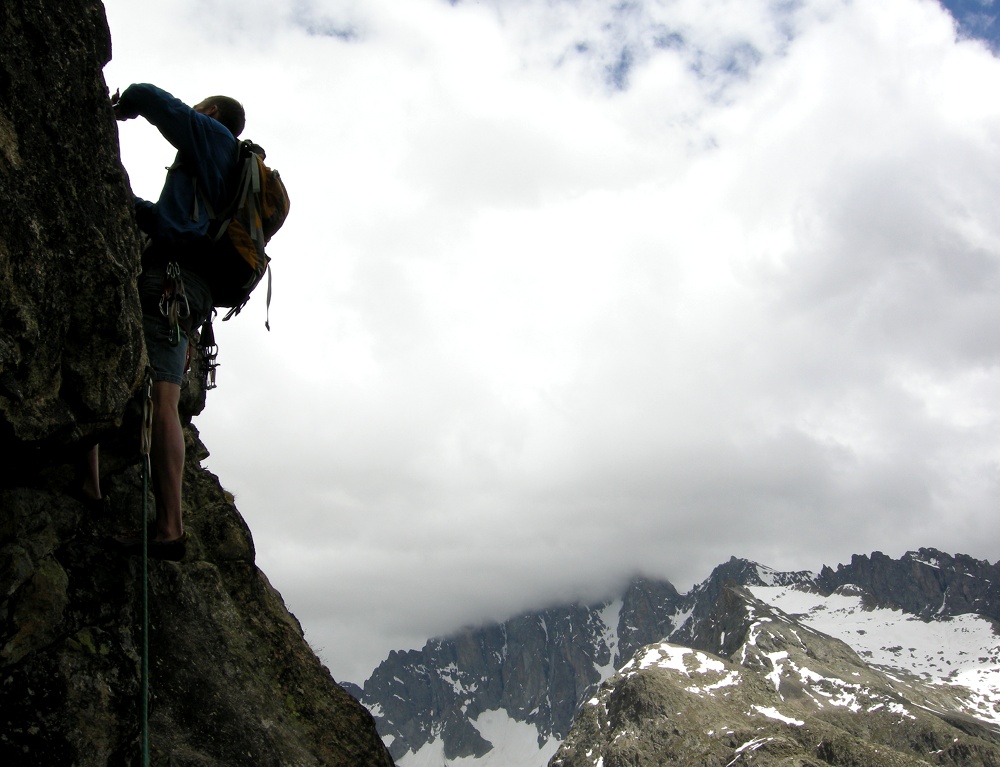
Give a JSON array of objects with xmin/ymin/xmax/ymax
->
[{"xmin": 117, "ymin": 83, "xmax": 238, "ymax": 244}]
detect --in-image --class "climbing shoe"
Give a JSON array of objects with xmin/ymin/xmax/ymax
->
[{"xmin": 106, "ymin": 530, "xmax": 188, "ymax": 561}]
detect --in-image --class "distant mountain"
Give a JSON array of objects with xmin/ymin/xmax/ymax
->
[
  {"xmin": 342, "ymin": 575, "xmax": 685, "ymax": 764},
  {"xmin": 553, "ymin": 581, "xmax": 1000, "ymax": 767},
  {"xmin": 345, "ymin": 548, "xmax": 1000, "ymax": 766}
]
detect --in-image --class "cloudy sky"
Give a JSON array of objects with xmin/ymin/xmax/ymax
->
[{"xmin": 101, "ymin": 0, "xmax": 1000, "ymax": 684}]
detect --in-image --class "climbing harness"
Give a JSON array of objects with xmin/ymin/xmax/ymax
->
[
  {"xmin": 159, "ymin": 262, "xmax": 190, "ymax": 348},
  {"xmin": 139, "ymin": 370, "xmax": 153, "ymax": 767}
]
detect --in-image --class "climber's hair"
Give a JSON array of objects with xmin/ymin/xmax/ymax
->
[{"xmin": 202, "ymin": 95, "xmax": 245, "ymax": 137}]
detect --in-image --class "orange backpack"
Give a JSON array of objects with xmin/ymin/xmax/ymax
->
[{"xmin": 205, "ymin": 139, "xmax": 290, "ymax": 325}]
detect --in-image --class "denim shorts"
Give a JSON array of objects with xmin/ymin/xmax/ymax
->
[{"xmin": 140, "ymin": 267, "xmax": 213, "ymax": 386}]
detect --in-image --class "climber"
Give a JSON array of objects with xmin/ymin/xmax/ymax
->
[{"xmin": 93, "ymin": 83, "xmax": 246, "ymax": 561}]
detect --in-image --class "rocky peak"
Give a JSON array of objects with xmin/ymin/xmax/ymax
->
[
  {"xmin": 355, "ymin": 595, "xmax": 636, "ymax": 761},
  {"xmin": 615, "ymin": 575, "xmax": 682, "ymax": 668},
  {"xmin": 816, "ymin": 548, "xmax": 1000, "ymax": 619},
  {"xmin": 665, "ymin": 556, "xmax": 816, "ymax": 651}
]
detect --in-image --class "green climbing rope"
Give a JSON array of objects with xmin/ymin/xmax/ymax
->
[{"xmin": 140, "ymin": 370, "xmax": 153, "ymax": 767}]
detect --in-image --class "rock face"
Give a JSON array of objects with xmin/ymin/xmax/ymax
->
[
  {"xmin": 0, "ymin": 0, "xmax": 144, "ymax": 451},
  {"xmin": 347, "ymin": 578, "xmax": 686, "ymax": 762},
  {"xmin": 353, "ymin": 551, "xmax": 1000, "ymax": 766},
  {"xmin": 816, "ymin": 549, "xmax": 1000, "ymax": 619},
  {"xmin": 0, "ymin": 2, "xmax": 394, "ymax": 766}
]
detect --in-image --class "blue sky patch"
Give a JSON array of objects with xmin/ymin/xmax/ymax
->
[{"xmin": 939, "ymin": 0, "xmax": 1000, "ymax": 49}]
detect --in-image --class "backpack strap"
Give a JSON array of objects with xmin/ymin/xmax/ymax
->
[
  {"xmin": 206, "ymin": 140, "xmax": 263, "ymax": 244},
  {"xmin": 221, "ymin": 261, "xmax": 271, "ymax": 330}
]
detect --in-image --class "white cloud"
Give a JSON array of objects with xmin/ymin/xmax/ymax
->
[{"xmin": 102, "ymin": 0, "xmax": 1000, "ymax": 683}]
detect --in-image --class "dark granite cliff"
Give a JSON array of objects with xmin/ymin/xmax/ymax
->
[
  {"xmin": 815, "ymin": 548, "xmax": 1000, "ymax": 619},
  {"xmin": 0, "ymin": 2, "xmax": 393, "ymax": 766}
]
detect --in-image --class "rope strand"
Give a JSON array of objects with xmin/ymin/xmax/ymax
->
[{"xmin": 140, "ymin": 370, "xmax": 153, "ymax": 767}]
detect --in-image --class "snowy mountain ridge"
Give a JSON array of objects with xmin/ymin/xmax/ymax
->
[
  {"xmin": 347, "ymin": 549, "xmax": 1000, "ymax": 766},
  {"xmin": 748, "ymin": 583, "xmax": 1000, "ymax": 726},
  {"xmin": 553, "ymin": 578, "xmax": 1000, "ymax": 766}
]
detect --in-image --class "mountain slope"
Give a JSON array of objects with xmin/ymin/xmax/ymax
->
[
  {"xmin": 748, "ymin": 581, "xmax": 1000, "ymax": 728},
  {"xmin": 553, "ymin": 583, "xmax": 1000, "ymax": 766}
]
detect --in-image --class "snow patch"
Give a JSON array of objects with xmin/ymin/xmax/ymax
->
[
  {"xmin": 749, "ymin": 585, "xmax": 1000, "ymax": 718},
  {"xmin": 624, "ymin": 644, "xmax": 725, "ymax": 677},
  {"xmin": 727, "ymin": 736, "xmax": 773, "ymax": 766},
  {"xmin": 764, "ymin": 651, "xmax": 788, "ymax": 693},
  {"xmin": 685, "ymin": 670, "xmax": 741, "ymax": 695},
  {"xmin": 398, "ymin": 709, "xmax": 559, "ymax": 767},
  {"xmin": 755, "ymin": 564, "xmax": 779, "ymax": 586},
  {"xmin": 752, "ymin": 705, "xmax": 804, "ymax": 726},
  {"xmin": 596, "ymin": 599, "xmax": 623, "ymax": 682}
]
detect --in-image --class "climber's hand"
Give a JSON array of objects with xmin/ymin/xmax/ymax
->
[{"xmin": 110, "ymin": 89, "xmax": 137, "ymax": 121}]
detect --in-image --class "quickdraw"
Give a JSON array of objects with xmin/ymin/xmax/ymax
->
[
  {"xmin": 199, "ymin": 313, "xmax": 219, "ymax": 391},
  {"xmin": 159, "ymin": 262, "xmax": 190, "ymax": 347}
]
